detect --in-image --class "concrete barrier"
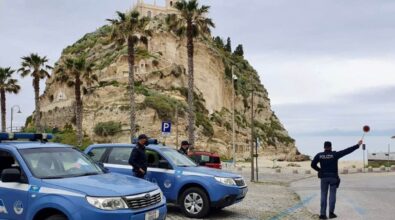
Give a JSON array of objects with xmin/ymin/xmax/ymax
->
[
  {"xmin": 368, "ymin": 166, "xmax": 373, "ymax": 172},
  {"xmin": 380, "ymin": 166, "xmax": 386, "ymax": 171},
  {"xmin": 342, "ymin": 169, "xmax": 348, "ymax": 174},
  {"xmin": 391, "ymin": 165, "xmax": 395, "ymax": 171},
  {"xmin": 305, "ymin": 170, "xmax": 311, "ymax": 175},
  {"xmin": 293, "ymin": 169, "xmax": 298, "ymax": 174},
  {"xmin": 357, "ymin": 168, "xmax": 363, "ymax": 173},
  {"xmin": 275, "ymin": 168, "xmax": 281, "ymax": 173},
  {"xmin": 237, "ymin": 167, "xmax": 243, "ymax": 172}
]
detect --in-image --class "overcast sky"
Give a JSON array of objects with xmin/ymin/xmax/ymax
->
[{"xmin": 0, "ymin": 0, "xmax": 394, "ymax": 138}]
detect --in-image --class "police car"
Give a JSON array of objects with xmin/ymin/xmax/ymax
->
[
  {"xmin": 0, "ymin": 133, "xmax": 166, "ymax": 220},
  {"xmin": 85, "ymin": 142, "xmax": 248, "ymax": 218}
]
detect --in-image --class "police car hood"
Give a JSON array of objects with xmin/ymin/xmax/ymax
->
[
  {"xmin": 43, "ymin": 173, "xmax": 158, "ymax": 197},
  {"xmin": 181, "ymin": 166, "xmax": 241, "ymax": 178}
]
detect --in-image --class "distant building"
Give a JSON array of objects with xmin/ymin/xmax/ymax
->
[
  {"xmin": 368, "ymin": 152, "xmax": 395, "ymax": 161},
  {"xmin": 133, "ymin": 0, "xmax": 179, "ymax": 18}
]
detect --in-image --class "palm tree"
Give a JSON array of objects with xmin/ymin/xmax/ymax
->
[
  {"xmin": 18, "ymin": 54, "xmax": 52, "ymax": 132},
  {"xmin": 0, "ymin": 67, "xmax": 21, "ymax": 132},
  {"xmin": 56, "ymin": 56, "xmax": 98, "ymax": 147},
  {"xmin": 107, "ymin": 10, "xmax": 151, "ymax": 140},
  {"xmin": 166, "ymin": 0, "xmax": 215, "ymax": 148}
]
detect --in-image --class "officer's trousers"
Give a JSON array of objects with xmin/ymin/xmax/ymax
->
[{"xmin": 320, "ymin": 177, "xmax": 338, "ymax": 216}]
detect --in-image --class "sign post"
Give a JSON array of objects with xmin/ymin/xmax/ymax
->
[{"xmin": 161, "ymin": 122, "xmax": 171, "ymax": 145}]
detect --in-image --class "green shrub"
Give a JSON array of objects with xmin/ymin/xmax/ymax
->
[
  {"xmin": 196, "ymin": 112, "xmax": 214, "ymax": 137},
  {"xmin": 143, "ymin": 94, "xmax": 185, "ymax": 121},
  {"xmin": 52, "ymin": 130, "xmax": 93, "ymax": 150},
  {"xmin": 94, "ymin": 121, "xmax": 122, "ymax": 136}
]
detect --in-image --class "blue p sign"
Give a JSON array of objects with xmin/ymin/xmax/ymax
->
[{"xmin": 162, "ymin": 122, "xmax": 171, "ymax": 133}]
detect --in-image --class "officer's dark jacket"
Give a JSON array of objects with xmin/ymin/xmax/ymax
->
[
  {"xmin": 311, "ymin": 145, "xmax": 359, "ymax": 178},
  {"xmin": 129, "ymin": 143, "xmax": 147, "ymax": 174},
  {"xmin": 179, "ymin": 147, "xmax": 188, "ymax": 155}
]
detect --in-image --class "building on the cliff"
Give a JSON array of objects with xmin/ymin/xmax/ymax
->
[{"xmin": 133, "ymin": 0, "xmax": 179, "ymax": 18}]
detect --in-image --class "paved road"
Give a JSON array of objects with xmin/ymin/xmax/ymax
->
[{"xmin": 291, "ymin": 172, "xmax": 395, "ymax": 220}]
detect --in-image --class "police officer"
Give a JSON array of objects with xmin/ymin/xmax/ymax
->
[
  {"xmin": 129, "ymin": 134, "xmax": 148, "ymax": 179},
  {"xmin": 178, "ymin": 140, "xmax": 190, "ymax": 155},
  {"xmin": 311, "ymin": 140, "xmax": 363, "ymax": 219}
]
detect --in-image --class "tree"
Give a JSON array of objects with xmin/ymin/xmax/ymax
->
[
  {"xmin": 18, "ymin": 54, "xmax": 52, "ymax": 132},
  {"xmin": 166, "ymin": 0, "xmax": 215, "ymax": 148},
  {"xmin": 213, "ymin": 36, "xmax": 224, "ymax": 48},
  {"xmin": 234, "ymin": 44, "xmax": 244, "ymax": 57},
  {"xmin": 107, "ymin": 10, "xmax": 151, "ymax": 140},
  {"xmin": 0, "ymin": 67, "xmax": 21, "ymax": 132},
  {"xmin": 55, "ymin": 56, "xmax": 98, "ymax": 147},
  {"xmin": 225, "ymin": 37, "xmax": 232, "ymax": 52}
]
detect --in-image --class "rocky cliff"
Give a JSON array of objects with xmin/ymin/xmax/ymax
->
[{"xmin": 38, "ymin": 15, "xmax": 307, "ymax": 161}]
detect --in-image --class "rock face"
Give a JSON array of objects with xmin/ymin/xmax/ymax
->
[{"xmin": 38, "ymin": 16, "xmax": 307, "ymax": 161}]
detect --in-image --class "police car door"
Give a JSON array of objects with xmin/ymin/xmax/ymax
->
[
  {"xmin": 0, "ymin": 150, "xmax": 28, "ymax": 220},
  {"xmin": 145, "ymin": 149, "xmax": 175, "ymax": 198}
]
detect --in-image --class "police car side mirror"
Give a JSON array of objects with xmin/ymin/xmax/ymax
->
[
  {"xmin": 1, "ymin": 168, "xmax": 21, "ymax": 183},
  {"xmin": 158, "ymin": 160, "xmax": 171, "ymax": 169}
]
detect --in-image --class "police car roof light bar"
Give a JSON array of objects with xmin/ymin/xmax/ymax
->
[{"xmin": 0, "ymin": 133, "xmax": 53, "ymax": 142}]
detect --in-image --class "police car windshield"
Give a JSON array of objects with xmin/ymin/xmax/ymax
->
[
  {"xmin": 161, "ymin": 148, "xmax": 197, "ymax": 167},
  {"xmin": 19, "ymin": 147, "xmax": 104, "ymax": 179}
]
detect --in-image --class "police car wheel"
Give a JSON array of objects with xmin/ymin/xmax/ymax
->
[
  {"xmin": 45, "ymin": 214, "xmax": 67, "ymax": 220},
  {"xmin": 180, "ymin": 187, "xmax": 210, "ymax": 218}
]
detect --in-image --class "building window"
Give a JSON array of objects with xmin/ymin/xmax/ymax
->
[{"xmin": 170, "ymin": 1, "xmax": 173, "ymax": 6}]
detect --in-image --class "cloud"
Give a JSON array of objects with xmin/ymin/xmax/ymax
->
[
  {"xmin": 273, "ymin": 86, "xmax": 395, "ymax": 136},
  {"xmin": 203, "ymin": 0, "xmax": 395, "ymax": 58}
]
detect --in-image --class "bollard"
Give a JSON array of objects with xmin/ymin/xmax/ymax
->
[
  {"xmin": 380, "ymin": 166, "xmax": 386, "ymax": 172},
  {"xmin": 275, "ymin": 168, "xmax": 281, "ymax": 173},
  {"xmin": 293, "ymin": 169, "xmax": 298, "ymax": 174},
  {"xmin": 357, "ymin": 168, "xmax": 363, "ymax": 173},
  {"xmin": 368, "ymin": 166, "xmax": 373, "ymax": 172},
  {"xmin": 342, "ymin": 169, "xmax": 348, "ymax": 174},
  {"xmin": 305, "ymin": 170, "xmax": 311, "ymax": 175}
]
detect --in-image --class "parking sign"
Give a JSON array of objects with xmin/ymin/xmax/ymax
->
[{"xmin": 162, "ymin": 122, "xmax": 171, "ymax": 134}]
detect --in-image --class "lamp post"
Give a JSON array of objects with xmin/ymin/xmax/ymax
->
[
  {"xmin": 231, "ymin": 66, "xmax": 238, "ymax": 167},
  {"xmin": 249, "ymin": 74, "xmax": 255, "ymax": 182},
  {"xmin": 390, "ymin": 136, "xmax": 395, "ymax": 169},
  {"xmin": 11, "ymin": 105, "xmax": 22, "ymax": 132}
]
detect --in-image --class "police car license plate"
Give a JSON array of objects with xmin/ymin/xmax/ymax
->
[{"xmin": 145, "ymin": 209, "xmax": 159, "ymax": 220}]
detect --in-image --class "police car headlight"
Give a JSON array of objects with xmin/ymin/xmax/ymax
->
[
  {"xmin": 86, "ymin": 196, "xmax": 128, "ymax": 210},
  {"xmin": 214, "ymin": 177, "xmax": 236, "ymax": 186}
]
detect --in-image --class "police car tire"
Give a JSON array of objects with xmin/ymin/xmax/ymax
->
[
  {"xmin": 45, "ymin": 214, "xmax": 67, "ymax": 220},
  {"xmin": 180, "ymin": 187, "xmax": 210, "ymax": 218}
]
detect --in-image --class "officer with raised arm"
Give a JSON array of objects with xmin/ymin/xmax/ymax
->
[{"xmin": 311, "ymin": 140, "xmax": 363, "ymax": 219}]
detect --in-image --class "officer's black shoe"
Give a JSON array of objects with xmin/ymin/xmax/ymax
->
[
  {"xmin": 319, "ymin": 215, "xmax": 328, "ymax": 219},
  {"xmin": 329, "ymin": 212, "xmax": 337, "ymax": 218}
]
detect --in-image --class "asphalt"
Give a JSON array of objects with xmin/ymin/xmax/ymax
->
[{"xmin": 291, "ymin": 172, "xmax": 395, "ymax": 220}]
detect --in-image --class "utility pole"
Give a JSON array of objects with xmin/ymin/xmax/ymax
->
[
  {"xmin": 175, "ymin": 104, "xmax": 179, "ymax": 148},
  {"xmin": 249, "ymin": 74, "xmax": 255, "ymax": 182},
  {"xmin": 255, "ymin": 138, "xmax": 259, "ymax": 181}
]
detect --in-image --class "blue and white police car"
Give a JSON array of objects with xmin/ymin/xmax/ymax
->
[
  {"xmin": 85, "ymin": 142, "xmax": 248, "ymax": 218},
  {"xmin": 0, "ymin": 133, "xmax": 166, "ymax": 220}
]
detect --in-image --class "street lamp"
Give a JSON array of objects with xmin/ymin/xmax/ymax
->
[
  {"xmin": 390, "ymin": 136, "xmax": 395, "ymax": 169},
  {"xmin": 231, "ymin": 66, "xmax": 238, "ymax": 167},
  {"xmin": 11, "ymin": 105, "xmax": 22, "ymax": 132}
]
